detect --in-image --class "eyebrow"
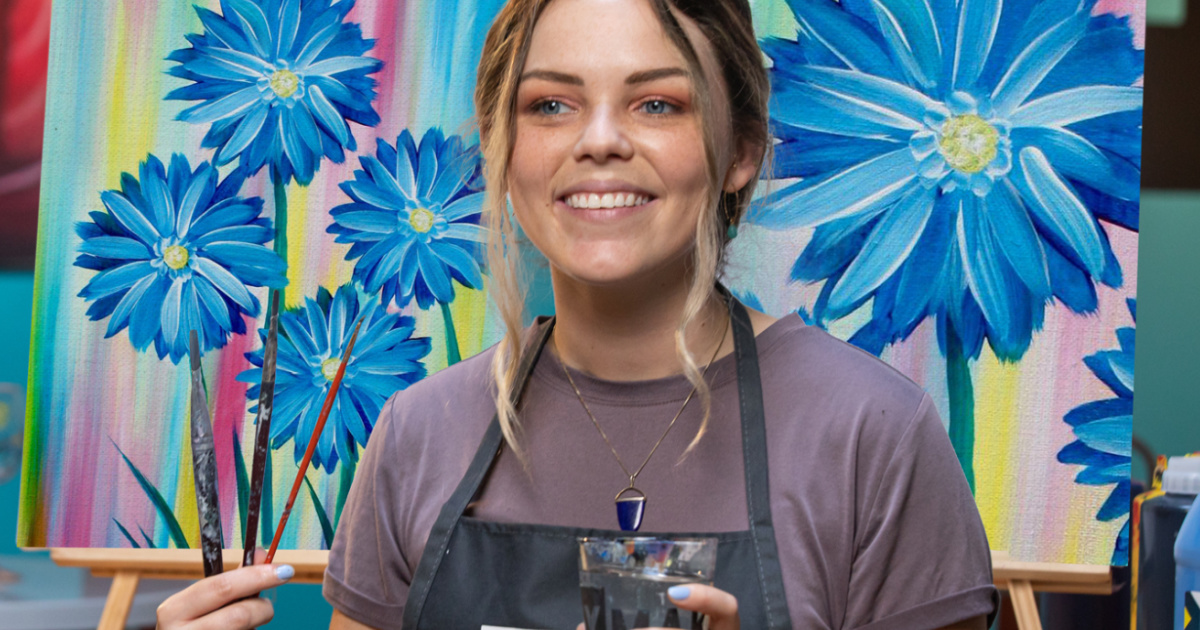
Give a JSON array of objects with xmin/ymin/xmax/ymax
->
[{"xmin": 518, "ymin": 67, "xmax": 690, "ymax": 86}]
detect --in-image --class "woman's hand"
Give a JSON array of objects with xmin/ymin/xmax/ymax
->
[
  {"xmin": 155, "ymin": 550, "xmax": 293, "ymax": 629},
  {"xmin": 575, "ymin": 584, "xmax": 738, "ymax": 630}
]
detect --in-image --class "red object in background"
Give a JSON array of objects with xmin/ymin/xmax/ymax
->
[{"xmin": 0, "ymin": 0, "xmax": 49, "ymax": 268}]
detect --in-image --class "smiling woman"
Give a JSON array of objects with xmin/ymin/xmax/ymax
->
[{"xmin": 156, "ymin": 1, "xmax": 997, "ymax": 629}]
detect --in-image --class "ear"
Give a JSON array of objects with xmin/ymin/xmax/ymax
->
[{"xmin": 723, "ymin": 138, "xmax": 764, "ymax": 194}]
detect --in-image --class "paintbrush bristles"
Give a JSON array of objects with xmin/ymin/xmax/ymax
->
[{"xmin": 265, "ymin": 317, "xmax": 364, "ymax": 564}]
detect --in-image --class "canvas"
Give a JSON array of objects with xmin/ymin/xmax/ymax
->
[{"xmin": 19, "ymin": 0, "xmax": 1143, "ymax": 566}]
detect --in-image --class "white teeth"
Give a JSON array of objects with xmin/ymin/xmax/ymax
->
[{"xmin": 564, "ymin": 192, "xmax": 651, "ymax": 209}]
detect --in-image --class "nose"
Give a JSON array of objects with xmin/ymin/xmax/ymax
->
[{"xmin": 572, "ymin": 104, "xmax": 634, "ymax": 164}]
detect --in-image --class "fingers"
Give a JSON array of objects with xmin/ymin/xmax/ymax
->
[
  {"xmin": 156, "ymin": 564, "xmax": 293, "ymax": 625},
  {"xmin": 188, "ymin": 596, "xmax": 274, "ymax": 630},
  {"xmin": 666, "ymin": 584, "xmax": 738, "ymax": 630}
]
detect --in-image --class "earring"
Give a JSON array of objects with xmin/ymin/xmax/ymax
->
[{"xmin": 727, "ymin": 223, "xmax": 738, "ymax": 240}]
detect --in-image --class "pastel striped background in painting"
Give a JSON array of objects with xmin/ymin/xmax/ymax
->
[
  {"xmin": 19, "ymin": 0, "xmax": 1142, "ymax": 567},
  {"xmin": 20, "ymin": 0, "xmax": 509, "ymax": 550}
]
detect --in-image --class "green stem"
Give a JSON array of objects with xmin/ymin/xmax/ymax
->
[
  {"xmin": 272, "ymin": 169, "xmax": 289, "ymax": 264},
  {"xmin": 945, "ymin": 321, "xmax": 976, "ymax": 494},
  {"xmin": 335, "ymin": 457, "xmax": 357, "ymax": 529},
  {"xmin": 440, "ymin": 301, "xmax": 462, "ymax": 366}
]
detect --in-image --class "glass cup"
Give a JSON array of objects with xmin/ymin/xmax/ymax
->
[{"xmin": 578, "ymin": 537, "xmax": 718, "ymax": 630}]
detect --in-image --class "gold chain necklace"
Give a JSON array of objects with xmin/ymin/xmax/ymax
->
[{"xmin": 556, "ymin": 318, "xmax": 730, "ymax": 531}]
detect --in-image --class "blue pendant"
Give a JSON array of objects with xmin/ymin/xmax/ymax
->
[{"xmin": 615, "ymin": 486, "xmax": 646, "ymax": 532}]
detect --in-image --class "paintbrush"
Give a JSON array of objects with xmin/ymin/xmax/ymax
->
[
  {"xmin": 188, "ymin": 331, "xmax": 224, "ymax": 578},
  {"xmin": 265, "ymin": 318, "xmax": 363, "ymax": 564},
  {"xmin": 242, "ymin": 290, "xmax": 281, "ymax": 568}
]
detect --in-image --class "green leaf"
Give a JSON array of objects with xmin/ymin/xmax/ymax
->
[
  {"xmin": 138, "ymin": 524, "xmax": 158, "ymax": 549},
  {"xmin": 112, "ymin": 519, "xmax": 141, "ymax": 549},
  {"xmin": 234, "ymin": 429, "xmax": 251, "ymax": 546},
  {"xmin": 113, "ymin": 441, "xmax": 190, "ymax": 549},
  {"xmin": 335, "ymin": 457, "xmax": 356, "ymax": 529},
  {"xmin": 303, "ymin": 476, "xmax": 334, "ymax": 550}
]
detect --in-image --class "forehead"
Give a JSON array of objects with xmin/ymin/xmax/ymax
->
[{"xmin": 525, "ymin": 0, "xmax": 691, "ymax": 77}]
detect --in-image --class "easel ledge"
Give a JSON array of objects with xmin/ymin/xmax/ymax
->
[{"xmin": 49, "ymin": 548, "xmax": 1113, "ymax": 630}]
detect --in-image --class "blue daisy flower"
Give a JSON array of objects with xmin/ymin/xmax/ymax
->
[
  {"xmin": 75, "ymin": 154, "xmax": 286, "ymax": 363},
  {"xmin": 1058, "ymin": 298, "xmax": 1134, "ymax": 565},
  {"xmin": 751, "ymin": 0, "xmax": 1142, "ymax": 361},
  {"xmin": 237, "ymin": 284, "xmax": 431, "ymax": 471},
  {"xmin": 327, "ymin": 128, "xmax": 486, "ymax": 310},
  {"xmin": 167, "ymin": 0, "xmax": 383, "ymax": 185}
]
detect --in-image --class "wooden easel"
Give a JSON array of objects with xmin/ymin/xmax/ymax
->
[
  {"xmin": 50, "ymin": 548, "xmax": 328, "ymax": 630},
  {"xmin": 992, "ymin": 551, "xmax": 1116, "ymax": 630},
  {"xmin": 52, "ymin": 549, "xmax": 1113, "ymax": 630}
]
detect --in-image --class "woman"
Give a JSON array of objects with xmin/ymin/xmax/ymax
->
[{"xmin": 157, "ymin": 0, "xmax": 997, "ymax": 628}]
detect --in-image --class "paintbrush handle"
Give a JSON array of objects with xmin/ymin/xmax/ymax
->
[
  {"xmin": 243, "ymin": 290, "xmax": 281, "ymax": 568},
  {"xmin": 189, "ymin": 331, "xmax": 224, "ymax": 578},
  {"xmin": 266, "ymin": 318, "xmax": 364, "ymax": 564}
]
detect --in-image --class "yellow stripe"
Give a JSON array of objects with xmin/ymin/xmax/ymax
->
[{"xmin": 972, "ymin": 345, "xmax": 1018, "ymax": 554}]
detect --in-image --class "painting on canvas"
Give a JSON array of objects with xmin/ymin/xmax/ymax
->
[{"xmin": 19, "ymin": 0, "xmax": 1142, "ymax": 566}]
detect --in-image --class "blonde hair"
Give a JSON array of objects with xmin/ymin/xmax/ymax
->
[{"xmin": 475, "ymin": 0, "xmax": 771, "ymax": 461}]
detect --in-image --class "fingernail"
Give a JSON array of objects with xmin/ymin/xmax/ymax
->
[
  {"xmin": 275, "ymin": 564, "xmax": 295, "ymax": 581},
  {"xmin": 668, "ymin": 585, "xmax": 691, "ymax": 600}
]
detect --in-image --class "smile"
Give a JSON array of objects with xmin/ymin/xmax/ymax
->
[{"xmin": 563, "ymin": 192, "xmax": 653, "ymax": 209}]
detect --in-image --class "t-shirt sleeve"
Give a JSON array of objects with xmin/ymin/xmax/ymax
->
[
  {"xmin": 844, "ymin": 394, "xmax": 999, "ymax": 630},
  {"xmin": 323, "ymin": 395, "xmax": 412, "ymax": 629}
]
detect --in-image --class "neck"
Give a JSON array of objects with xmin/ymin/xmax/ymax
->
[{"xmin": 549, "ymin": 270, "xmax": 729, "ymax": 382}]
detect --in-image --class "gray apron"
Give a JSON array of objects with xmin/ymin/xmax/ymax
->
[{"xmin": 401, "ymin": 296, "xmax": 793, "ymax": 629}]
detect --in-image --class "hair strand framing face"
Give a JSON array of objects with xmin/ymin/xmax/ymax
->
[{"xmin": 475, "ymin": 0, "xmax": 771, "ymax": 460}]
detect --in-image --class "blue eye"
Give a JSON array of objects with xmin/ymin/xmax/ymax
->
[
  {"xmin": 641, "ymin": 100, "xmax": 674, "ymax": 115},
  {"xmin": 537, "ymin": 100, "xmax": 565, "ymax": 115}
]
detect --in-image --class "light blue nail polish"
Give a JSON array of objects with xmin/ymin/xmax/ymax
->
[
  {"xmin": 668, "ymin": 585, "xmax": 691, "ymax": 600},
  {"xmin": 275, "ymin": 564, "xmax": 295, "ymax": 581}
]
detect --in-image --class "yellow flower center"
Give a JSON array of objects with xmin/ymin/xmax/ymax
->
[
  {"xmin": 270, "ymin": 69, "xmax": 300, "ymax": 99},
  {"xmin": 321, "ymin": 358, "xmax": 341, "ymax": 382},
  {"xmin": 408, "ymin": 207, "xmax": 435, "ymax": 233},
  {"xmin": 938, "ymin": 114, "xmax": 999, "ymax": 174},
  {"xmin": 163, "ymin": 245, "xmax": 190, "ymax": 270}
]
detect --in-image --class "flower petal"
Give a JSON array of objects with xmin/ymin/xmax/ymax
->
[
  {"xmin": 440, "ymin": 193, "xmax": 485, "ymax": 222},
  {"xmin": 101, "ymin": 190, "xmax": 160, "ymax": 244},
  {"xmin": 1074, "ymin": 416, "xmax": 1133, "ymax": 458},
  {"xmin": 275, "ymin": 0, "xmax": 301, "ymax": 59},
  {"xmin": 1010, "ymin": 86, "xmax": 1142, "ymax": 128},
  {"xmin": 416, "ymin": 245, "xmax": 453, "ymax": 302},
  {"xmin": 1013, "ymin": 126, "xmax": 1139, "ymax": 202},
  {"xmin": 224, "ymin": 0, "xmax": 272, "ymax": 58},
  {"xmin": 441, "ymin": 222, "xmax": 488, "ymax": 243},
  {"xmin": 306, "ymin": 84, "xmax": 351, "ymax": 147},
  {"xmin": 771, "ymin": 80, "xmax": 920, "ymax": 140},
  {"xmin": 828, "ymin": 186, "xmax": 935, "ymax": 316},
  {"xmin": 305, "ymin": 55, "xmax": 381, "ymax": 77},
  {"xmin": 176, "ymin": 163, "xmax": 219, "ymax": 237},
  {"xmin": 335, "ymin": 211, "xmax": 398, "ymax": 234},
  {"xmin": 79, "ymin": 236, "xmax": 152, "ymax": 260},
  {"xmin": 985, "ymin": 183, "xmax": 1051, "ymax": 298},
  {"xmin": 82, "ymin": 260, "xmax": 156, "ymax": 298},
  {"xmin": 788, "ymin": 0, "xmax": 897, "ymax": 77},
  {"xmin": 866, "ymin": 0, "xmax": 942, "ymax": 89},
  {"xmin": 749, "ymin": 149, "xmax": 917, "ymax": 228},
  {"xmin": 991, "ymin": 12, "xmax": 1087, "ymax": 114},
  {"xmin": 106, "ymin": 274, "xmax": 157, "ymax": 338},
  {"xmin": 790, "ymin": 65, "xmax": 935, "ymax": 124},
  {"xmin": 416, "ymin": 133, "xmax": 440, "ymax": 200},
  {"xmin": 429, "ymin": 241, "xmax": 484, "ymax": 289},
  {"xmin": 160, "ymin": 278, "xmax": 185, "ymax": 350},
  {"xmin": 958, "ymin": 196, "xmax": 1015, "ymax": 336},
  {"xmin": 193, "ymin": 257, "xmax": 256, "ymax": 312},
  {"xmin": 178, "ymin": 85, "xmax": 262, "ymax": 124},
  {"xmin": 1015, "ymin": 147, "xmax": 1106, "ymax": 277},
  {"xmin": 952, "ymin": 0, "xmax": 1000, "ymax": 90}
]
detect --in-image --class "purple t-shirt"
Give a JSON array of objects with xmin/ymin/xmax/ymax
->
[{"xmin": 324, "ymin": 315, "xmax": 998, "ymax": 629}]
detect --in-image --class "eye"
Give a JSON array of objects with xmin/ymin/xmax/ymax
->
[
  {"xmin": 535, "ymin": 99, "xmax": 569, "ymax": 115},
  {"xmin": 640, "ymin": 99, "xmax": 677, "ymax": 115}
]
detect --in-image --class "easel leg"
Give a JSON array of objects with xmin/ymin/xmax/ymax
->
[
  {"xmin": 98, "ymin": 571, "xmax": 140, "ymax": 630},
  {"xmin": 1008, "ymin": 579, "xmax": 1042, "ymax": 630}
]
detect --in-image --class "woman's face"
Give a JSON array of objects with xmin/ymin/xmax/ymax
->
[{"xmin": 508, "ymin": 0, "xmax": 755, "ymax": 290}]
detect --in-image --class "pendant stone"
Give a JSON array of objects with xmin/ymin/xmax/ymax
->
[{"xmin": 615, "ymin": 487, "xmax": 646, "ymax": 532}]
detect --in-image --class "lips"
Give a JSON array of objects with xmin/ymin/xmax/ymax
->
[
  {"xmin": 557, "ymin": 180, "xmax": 656, "ymax": 211},
  {"xmin": 563, "ymin": 192, "xmax": 652, "ymax": 209}
]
